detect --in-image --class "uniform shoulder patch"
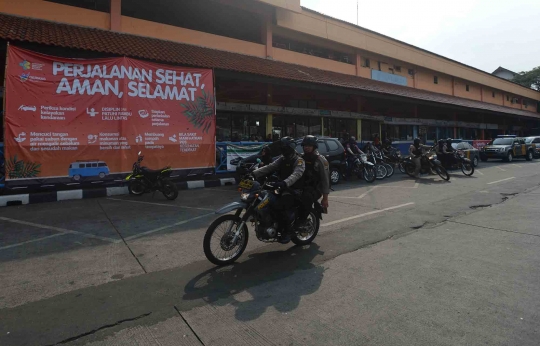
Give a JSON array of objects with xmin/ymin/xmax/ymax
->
[{"xmin": 297, "ymin": 159, "xmax": 304, "ymax": 166}]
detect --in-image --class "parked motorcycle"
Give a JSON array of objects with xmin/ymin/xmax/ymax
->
[
  {"xmin": 385, "ymin": 147, "xmax": 406, "ymax": 174},
  {"xmin": 351, "ymin": 154, "xmax": 376, "ymax": 183},
  {"xmin": 203, "ymin": 177, "xmax": 323, "ymax": 265},
  {"xmin": 367, "ymin": 152, "xmax": 388, "ymax": 179},
  {"xmin": 404, "ymin": 146, "xmax": 450, "ymax": 181},
  {"xmin": 125, "ymin": 151, "xmax": 179, "ymax": 200}
]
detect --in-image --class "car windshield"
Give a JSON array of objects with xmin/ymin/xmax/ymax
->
[
  {"xmin": 493, "ymin": 138, "xmax": 513, "ymax": 145},
  {"xmin": 451, "ymin": 143, "xmax": 458, "ymax": 149},
  {"xmin": 525, "ymin": 137, "xmax": 534, "ymax": 143}
]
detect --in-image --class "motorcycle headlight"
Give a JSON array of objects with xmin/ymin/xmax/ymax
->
[
  {"xmin": 240, "ymin": 193, "xmax": 250, "ymax": 201},
  {"xmin": 499, "ymin": 148, "xmax": 505, "ymax": 152}
]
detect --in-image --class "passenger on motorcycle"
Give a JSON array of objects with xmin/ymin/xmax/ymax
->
[
  {"xmin": 345, "ymin": 136, "xmax": 364, "ymax": 179},
  {"xmin": 298, "ymin": 135, "xmax": 330, "ymax": 229},
  {"xmin": 251, "ymin": 136, "xmax": 305, "ymax": 244},
  {"xmin": 436, "ymin": 139, "xmax": 449, "ymax": 168},
  {"xmin": 409, "ymin": 137, "xmax": 431, "ymax": 178}
]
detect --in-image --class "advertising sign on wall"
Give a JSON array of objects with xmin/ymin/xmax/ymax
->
[
  {"xmin": 4, "ymin": 46, "xmax": 215, "ymax": 182},
  {"xmin": 226, "ymin": 143, "xmax": 265, "ymax": 171}
]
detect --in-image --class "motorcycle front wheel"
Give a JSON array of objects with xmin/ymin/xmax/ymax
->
[
  {"xmin": 435, "ymin": 165, "xmax": 450, "ymax": 181},
  {"xmin": 363, "ymin": 166, "xmax": 376, "ymax": 183},
  {"xmin": 128, "ymin": 180, "xmax": 145, "ymax": 195},
  {"xmin": 375, "ymin": 164, "xmax": 388, "ymax": 179},
  {"xmin": 460, "ymin": 162, "xmax": 474, "ymax": 176},
  {"xmin": 203, "ymin": 215, "xmax": 249, "ymax": 266},
  {"xmin": 162, "ymin": 179, "xmax": 179, "ymax": 200},
  {"xmin": 384, "ymin": 163, "xmax": 394, "ymax": 178}
]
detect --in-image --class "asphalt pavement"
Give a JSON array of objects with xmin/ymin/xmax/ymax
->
[{"xmin": 1, "ymin": 159, "xmax": 539, "ymax": 345}]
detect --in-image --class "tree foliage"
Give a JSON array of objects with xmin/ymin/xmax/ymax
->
[{"xmin": 512, "ymin": 66, "xmax": 540, "ymax": 91}]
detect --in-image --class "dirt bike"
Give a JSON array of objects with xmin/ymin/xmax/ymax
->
[
  {"xmin": 404, "ymin": 146, "xmax": 450, "ymax": 181},
  {"xmin": 448, "ymin": 151, "xmax": 474, "ymax": 176},
  {"xmin": 125, "ymin": 151, "xmax": 179, "ymax": 200},
  {"xmin": 351, "ymin": 154, "xmax": 376, "ymax": 183},
  {"xmin": 203, "ymin": 177, "xmax": 324, "ymax": 266}
]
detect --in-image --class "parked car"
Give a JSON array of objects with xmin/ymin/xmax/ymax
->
[
  {"xmin": 451, "ymin": 142, "xmax": 480, "ymax": 167},
  {"xmin": 480, "ymin": 136, "xmax": 535, "ymax": 162},
  {"xmin": 524, "ymin": 136, "xmax": 540, "ymax": 158},
  {"xmin": 235, "ymin": 137, "xmax": 346, "ymax": 185}
]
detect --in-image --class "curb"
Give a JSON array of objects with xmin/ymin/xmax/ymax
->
[{"xmin": 0, "ymin": 178, "xmax": 236, "ymax": 207}]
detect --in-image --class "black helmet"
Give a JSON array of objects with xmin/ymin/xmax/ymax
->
[
  {"xmin": 372, "ymin": 133, "xmax": 380, "ymax": 139},
  {"xmin": 413, "ymin": 137, "xmax": 421, "ymax": 146},
  {"xmin": 261, "ymin": 145, "xmax": 271, "ymax": 155},
  {"xmin": 349, "ymin": 136, "xmax": 356, "ymax": 142},
  {"xmin": 301, "ymin": 135, "xmax": 318, "ymax": 148},
  {"xmin": 384, "ymin": 138, "xmax": 392, "ymax": 145},
  {"xmin": 447, "ymin": 138, "xmax": 453, "ymax": 143},
  {"xmin": 438, "ymin": 139, "xmax": 445, "ymax": 144},
  {"xmin": 280, "ymin": 136, "xmax": 297, "ymax": 159}
]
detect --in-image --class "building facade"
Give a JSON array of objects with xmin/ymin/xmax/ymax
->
[{"xmin": 1, "ymin": 0, "xmax": 539, "ymax": 171}]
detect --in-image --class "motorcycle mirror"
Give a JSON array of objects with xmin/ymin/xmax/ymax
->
[{"xmin": 138, "ymin": 151, "xmax": 142, "ymax": 156}]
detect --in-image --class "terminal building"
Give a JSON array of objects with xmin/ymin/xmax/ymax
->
[{"xmin": 1, "ymin": 0, "xmax": 539, "ymax": 166}]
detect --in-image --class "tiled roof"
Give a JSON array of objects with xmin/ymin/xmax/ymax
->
[{"xmin": 0, "ymin": 13, "xmax": 537, "ymax": 119}]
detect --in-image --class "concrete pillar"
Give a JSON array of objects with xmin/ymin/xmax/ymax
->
[
  {"xmin": 451, "ymin": 77, "xmax": 455, "ymax": 96},
  {"xmin": 355, "ymin": 52, "xmax": 362, "ymax": 77},
  {"xmin": 266, "ymin": 114, "xmax": 273, "ymax": 136},
  {"xmin": 453, "ymin": 113, "xmax": 457, "ymax": 138},
  {"xmin": 110, "ymin": 0, "xmax": 121, "ymax": 31},
  {"xmin": 480, "ymin": 86, "xmax": 483, "ymax": 102},
  {"xmin": 357, "ymin": 120, "xmax": 362, "ymax": 141},
  {"xmin": 261, "ymin": 15, "xmax": 273, "ymax": 59}
]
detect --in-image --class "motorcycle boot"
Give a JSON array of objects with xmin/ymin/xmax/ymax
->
[{"xmin": 278, "ymin": 209, "xmax": 295, "ymax": 244}]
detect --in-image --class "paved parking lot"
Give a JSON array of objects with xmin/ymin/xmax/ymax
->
[{"xmin": 1, "ymin": 159, "xmax": 540, "ymax": 308}]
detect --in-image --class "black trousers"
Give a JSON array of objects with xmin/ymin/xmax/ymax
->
[{"xmin": 298, "ymin": 187, "xmax": 322, "ymax": 222}]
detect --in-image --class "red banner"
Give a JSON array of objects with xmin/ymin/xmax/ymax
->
[{"xmin": 4, "ymin": 46, "xmax": 215, "ymax": 181}]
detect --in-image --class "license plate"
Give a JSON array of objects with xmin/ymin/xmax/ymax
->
[{"xmin": 238, "ymin": 179, "xmax": 254, "ymax": 189}]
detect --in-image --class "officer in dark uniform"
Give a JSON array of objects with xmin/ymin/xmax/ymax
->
[
  {"xmin": 297, "ymin": 135, "xmax": 330, "ymax": 228},
  {"xmin": 252, "ymin": 136, "xmax": 305, "ymax": 243}
]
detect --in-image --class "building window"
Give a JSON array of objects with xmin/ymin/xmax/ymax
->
[
  {"xmin": 45, "ymin": 0, "xmax": 110, "ymax": 12},
  {"xmin": 272, "ymin": 36, "xmax": 354, "ymax": 64},
  {"xmin": 123, "ymin": 0, "xmax": 263, "ymax": 44},
  {"xmin": 466, "ymin": 85, "xmax": 470, "ymax": 92},
  {"xmin": 408, "ymin": 69, "xmax": 415, "ymax": 76},
  {"xmin": 325, "ymin": 118, "xmax": 357, "ymax": 141},
  {"xmin": 394, "ymin": 66, "xmax": 401, "ymax": 72},
  {"xmin": 492, "ymin": 91, "xmax": 496, "ymax": 98},
  {"xmin": 507, "ymin": 95, "xmax": 510, "ymax": 101},
  {"xmin": 216, "ymin": 113, "xmax": 266, "ymax": 142},
  {"xmin": 434, "ymin": 76, "xmax": 439, "ymax": 84},
  {"xmin": 524, "ymin": 100, "xmax": 528, "ymax": 108},
  {"xmin": 363, "ymin": 58, "xmax": 371, "ymax": 68}
]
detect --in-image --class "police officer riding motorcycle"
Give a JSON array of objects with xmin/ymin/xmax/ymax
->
[{"xmin": 250, "ymin": 136, "xmax": 305, "ymax": 244}]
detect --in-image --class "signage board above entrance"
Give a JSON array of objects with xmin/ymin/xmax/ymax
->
[{"xmin": 371, "ymin": 70, "xmax": 408, "ymax": 86}]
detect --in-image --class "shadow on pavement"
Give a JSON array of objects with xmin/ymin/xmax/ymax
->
[{"xmin": 183, "ymin": 243, "xmax": 325, "ymax": 321}]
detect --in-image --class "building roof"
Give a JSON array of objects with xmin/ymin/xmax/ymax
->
[
  {"xmin": 0, "ymin": 13, "xmax": 537, "ymax": 119},
  {"xmin": 492, "ymin": 66, "xmax": 518, "ymax": 76}
]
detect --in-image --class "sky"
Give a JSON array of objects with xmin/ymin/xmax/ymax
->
[{"xmin": 301, "ymin": 0, "xmax": 539, "ymax": 74}]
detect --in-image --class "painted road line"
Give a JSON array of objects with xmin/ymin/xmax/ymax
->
[
  {"xmin": 496, "ymin": 167, "xmax": 506, "ymax": 172},
  {"xmin": 475, "ymin": 169, "xmax": 484, "ymax": 176},
  {"xmin": 479, "ymin": 190, "xmax": 489, "ymax": 193},
  {"xmin": 357, "ymin": 186, "xmax": 379, "ymax": 199},
  {"xmin": 509, "ymin": 164, "xmax": 523, "ymax": 168},
  {"xmin": 106, "ymin": 198, "xmax": 214, "ymax": 211},
  {"xmin": 487, "ymin": 177, "xmax": 516, "ymax": 185},
  {"xmin": 124, "ymin": 213, "xmax": 214, "ymax": 241},
  {"xmin": 0, "ymin": 217, "xmax": 119, "ymax": 243},
  {"xmin": 0, "ymin": 233, "xmax": 67, "ymax": 251},
  {"xmin": 321, "ymin": 202, "xmax": 415, "ymax": 227}
]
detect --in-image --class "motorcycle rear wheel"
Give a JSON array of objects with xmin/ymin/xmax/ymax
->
[
  {"xmin": 435, "ymin": 165, "xmax": 450, "ymax": 181},
  {"xmin": 203, "ymin": 215, "xmax": 249, "ymax": 266},
  {"xmin": 460, "ymin": 162, "xmax": 474, "ymax": 176},
  {"xmin": 162, "ymin": 179, "xmax": 179, "ymax": 200},
  {"xmin": 363, "ymin": 166, "xmax": 376, "ymax": 183},
  {"xmin": 129, "ymin": 180, "xmax": 145, "ymax": 195},
  {"xmin": 292, "ymin": 212, "xmax": 320, "ymax": 246}
]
